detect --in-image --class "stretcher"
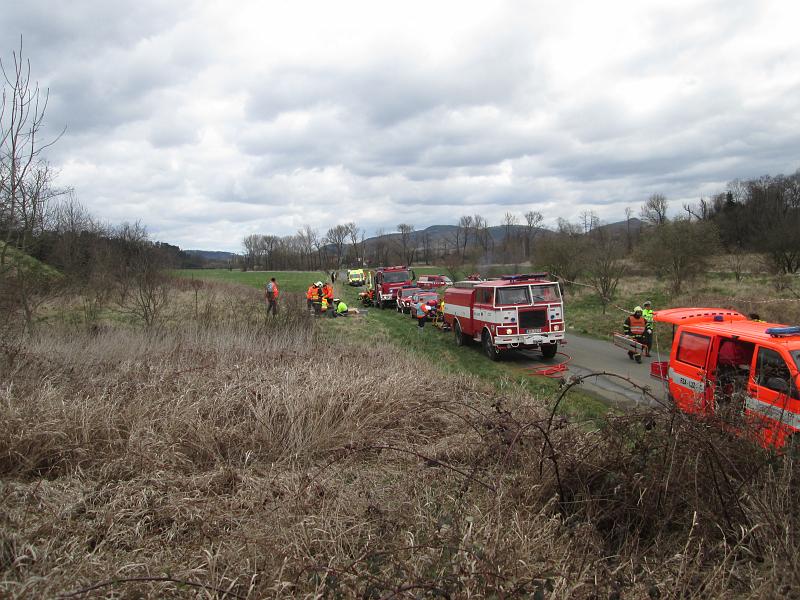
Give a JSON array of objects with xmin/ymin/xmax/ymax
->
[{"xmin": 612, "ymin": 332, "xmax": 647, "ymax": 355}]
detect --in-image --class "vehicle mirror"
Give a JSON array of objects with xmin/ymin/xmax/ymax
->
[{"xmin": 766, "ymin": 376, "xmax": 789, "ymax": 394}]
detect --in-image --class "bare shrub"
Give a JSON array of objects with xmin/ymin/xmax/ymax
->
[{"xmin": 1, "ymin": 287, "xmax": 799, "ymax": 597}]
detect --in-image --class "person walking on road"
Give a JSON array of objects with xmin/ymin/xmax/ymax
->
[
  {"xmin": 623, "ymin": 306, "xmax": 647, "ymax": 363},
  {"xmin": 265, "ymin": 277, "xmax": 279, "ymax": 316},
  {"xmin": 641, "ymin": 300, "xmax": 654, "ymax": 356}
]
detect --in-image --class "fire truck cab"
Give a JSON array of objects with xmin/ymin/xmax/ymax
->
[
  {"xmin": 370, "ymin": 266, "xmax": 415, "ymax": 309},
  {"xmin": 656, "ymin": 307, "xmax": 800, "ymax": 451},
  {"xmin": 443, "ymin": 273, "xmax": 565, "ymax": 360}
]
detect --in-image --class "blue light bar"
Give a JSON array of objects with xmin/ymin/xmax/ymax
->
[{"xmin": 766, "ymin": 326, "xmax": 800, "ymax": 337}]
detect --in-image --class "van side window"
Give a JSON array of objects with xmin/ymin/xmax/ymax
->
[
  {"xmin": 676, "ymin": 332, "xmax": 711, "ymax": 368},
  {"xmin": 754, "ymin": 347, "xmax": 798, "ymax": 399}
]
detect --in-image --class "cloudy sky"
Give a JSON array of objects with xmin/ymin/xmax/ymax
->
[{"xmin": 3, "ymin": 0, "xmax": 799, "ymax": 251}]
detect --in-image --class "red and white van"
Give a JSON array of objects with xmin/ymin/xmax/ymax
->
[
  {"xmin": 656, "ymin": 307, "xmax": 800, "ymax": 451},
  {"xmin": 443, "ymin": 273, "xmax": 564, "ymax": 360}
]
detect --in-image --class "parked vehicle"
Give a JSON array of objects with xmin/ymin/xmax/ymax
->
[
  {"xmin": 347, "ymin": 269, "xmax": 366, "ymax": 286},
  {"xmin": 417, "ymin": 275, "xmax": 453, "ymax": 289},
  {"xmin": 443, "ymin": 273, "xmax": 564, "ymax": 360},
  {"xmin": 396, "ymin": 286, "xmax": 422, "ymax": 313},
  {"xmin": 369, "ymin": 266, "xmax": 415, "ymax": 309},
  {"xmin": 655, "ymin": 307, "xmax": 800, "ymax": 452}
]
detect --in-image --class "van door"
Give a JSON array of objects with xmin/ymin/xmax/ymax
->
[
  {"xmin": 670, "ymin": 329, "xmax": 713, "ymax": 415},
  {"xmin": 747, "ymin": 346, "xmax": 800, "ymax": 446}
]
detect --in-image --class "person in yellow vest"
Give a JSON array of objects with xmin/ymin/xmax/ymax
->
[
  {"xmin": 335, "ymin": 298, "xmax": 348, "ymax": 317},
  {"xmin": 623, "ymin": 306, "xmax": 648, "ymax": 363},
  {"xmin": 641, "ymin": 300, "xmax": 654, "ymax": 357},
  {"xmin": 320, "ymin": 297, "xmax": 329, "ymax": 314}
]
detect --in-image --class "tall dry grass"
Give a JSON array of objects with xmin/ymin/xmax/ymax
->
[{"xmin": 1, "ymin": 282, "xmax": 799, "ymax": 598}]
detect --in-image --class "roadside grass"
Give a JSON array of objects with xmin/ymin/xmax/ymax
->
[
  {"xmin": 565, "ymin": 271, "xmax": 800, "ymax": 340},
  {"xmin": 330, "ymin": 281, "xmax": 610, "ymax": 422}
]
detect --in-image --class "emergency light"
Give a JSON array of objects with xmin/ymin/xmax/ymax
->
[{"xmin": 766, "ymin": 326, "xmax": 800, "ymax": 337}]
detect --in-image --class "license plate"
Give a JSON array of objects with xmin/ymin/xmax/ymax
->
[{"xmin": 526, "ymin": 328, "xmax": 541, "ymax": 333}]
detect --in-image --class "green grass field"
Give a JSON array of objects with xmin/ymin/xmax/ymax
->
[{"xmin": 174, "ymin": 269, "xmax": 328, "ymax": 293}]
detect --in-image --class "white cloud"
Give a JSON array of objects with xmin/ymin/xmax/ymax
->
[{"xmin": 2, "ymin": 0, "xmax": 799, "ymax": 251}]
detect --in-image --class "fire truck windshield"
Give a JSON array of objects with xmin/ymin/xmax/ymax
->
[
  {"xmin": 382, "ymin": 271, "xmax": 410, "ymax": 283},
  {"xmin": 496, "ymin": 286, "xmax": 530, "ymax": 305},
  {"xmin": 530, "ymin": 284, "xmax": 560, "ymax": 302}
]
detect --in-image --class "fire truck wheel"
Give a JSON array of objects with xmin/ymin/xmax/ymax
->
[
  {"xmin": 541, "ymin": 342, "xmax": 557, "ymax": 359},
  {"xmin": 482, "ymin": 331, "xmax": 498, "ymax": 361},
  {"xmin": 454, "ymin": 320, "xmax": 469, "ymax": 346}
]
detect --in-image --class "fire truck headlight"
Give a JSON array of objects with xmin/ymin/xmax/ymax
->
[{"xmin": 552, "ymin": 324, "xmax": 561, "ymax": 331}]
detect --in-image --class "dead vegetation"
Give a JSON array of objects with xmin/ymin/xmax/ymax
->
[{"xmin": 1, "ymin": 282, "xmax": 799, "ymax": 598}]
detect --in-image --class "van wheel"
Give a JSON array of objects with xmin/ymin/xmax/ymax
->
[
  {"xmin": 454, "ymin": 321, "xmax": 469, "ymax": 346},
  {"xmin": 482, "ymin": 331, "xmax": 498, "ymax": 361},
  {"xmin": 541, "ymin": 342, "xmax": 557, "ymax": 359}
]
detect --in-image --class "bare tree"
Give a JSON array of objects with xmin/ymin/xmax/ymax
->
[
  {"xmin": 638, "ymin": 217, "xmax": 720, "ymax": 295},
  {"xmin": 345, "ymin": 222, "xmax": 365, "ymax": 266},
  {"xmin": 457, "ymin": 215, "xmax": 473, "ymax": 259},
  {"xmin": 624, "ymin": 207, "xmax": 635, "ymax": 253},
  {"xmin": 640, "ymin": 193, "xmax": 669, "ymax": 226},
  {"xmin": 580, "ymin": 210, "xmax": 599, "ymax": 234},
  {"xmin": 524, "ymin": 210, "xmax": 543, "ymax": 259},
  {"xmin": 397, "ymin": 223, "xmax": 415, "ymax": 265},
  {"xmin": 325, "ymin": 224, "xmax": 349, "ymax": 268},
  {"xmin": 585, "ymin": 229, "xmax": 626, "ymax": 314},
  {"xmin": 0, "ymin": 41, "xmax": 66, "ymax": 331}
]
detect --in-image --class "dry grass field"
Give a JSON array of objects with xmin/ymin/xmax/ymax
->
[{"xmin": 2, "ymin": 279, "xmax": 799, "ymax": 598}]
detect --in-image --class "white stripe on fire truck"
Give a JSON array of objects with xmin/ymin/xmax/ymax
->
[
  {"xmin": 668, "ymin": 368, "xmax": 705, "ymax": 393},
  {"xmin": 445, "ymin": 304, "xmax": 471, "ymax": 319},
  {"xmin": 744, "ymin": 396, "xmax": 800, "ymax": 430}
]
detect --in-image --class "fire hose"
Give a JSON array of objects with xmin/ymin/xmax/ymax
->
[{"xmin": 526, "ymin": 351, "xmax": 572, "ymax": 378}]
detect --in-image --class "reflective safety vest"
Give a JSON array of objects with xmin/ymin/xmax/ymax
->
[
  {"xmin": 336, "ymin": 301, "xmax": 348, "ymax": 314},
  {"xmin": 321, "ymin": 298, "xmax": 328, "ymax": 311},
  {"xmin": 306, "ymin": 286, "xmax": 317, "ymax": 300},
  {"xmin": 642, "ymin": 308, "xmax": 654, "ymax": 325},
  {"xmin": 625, "ymin": 315, "xmax": 647, "ymax": 335},
  {"xmin": 323, "ymin": 285, "xmax": 334, "ymax": 300}
]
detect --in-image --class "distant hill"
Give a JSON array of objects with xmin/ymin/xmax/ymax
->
[{"xmin": 185, "ymin": 250, "xmax": 236, "ymax": 261}]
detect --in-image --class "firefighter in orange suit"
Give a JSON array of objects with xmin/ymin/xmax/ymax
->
[{"xmin": 623, "ymin": 306, "xmax": 648, "ymax": 363}]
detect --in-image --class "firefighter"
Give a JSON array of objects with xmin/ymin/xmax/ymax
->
[
  {"xmin": 265, "ymin": 277, "xmax": 279, "ymax": 316},
  {"xmin": 323, "ymin": 282, "xmax": 334, "ymax": 303},
  {"xmin": 306, "ymin": 284, "xmax": 317, "ymax": 311},
  {"xmin": 416, "ymin": 299, "xmax": 433, "ymax": 333},
  {"xmin": 623, "ymin": 306, "xmax": 648, "ymax": 363},
  {"xmin": 642, "ymin": 300, "xmax": 654, "ymax": 357},
  {"xmin": 312, "ymin": 281, "xmax": 324, "ymax": 315},
  {"xmin": 334, "ymin": 298, "xmax": 348, "ymax": 317}
]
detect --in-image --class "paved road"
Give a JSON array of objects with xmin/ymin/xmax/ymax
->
[{"xmin": 520, "ymin": 332, "xmax": 672, "ymax": 408}]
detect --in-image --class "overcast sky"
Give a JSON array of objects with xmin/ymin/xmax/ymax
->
[{"xmin": 3, "ymin": 0, "xmax": 799, "ymax": 251}]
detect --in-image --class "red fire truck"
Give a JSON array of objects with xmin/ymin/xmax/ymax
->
[
  {"xmin": 442, "ymin": 273, "xmax": 565, "ymax": 360},
  {"xmin": 369, "ymin": 265, "xmax": 415, "ymax": 309}
]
